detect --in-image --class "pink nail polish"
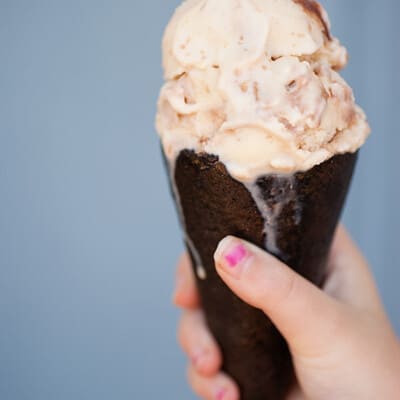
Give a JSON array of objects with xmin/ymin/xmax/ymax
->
[
  {"xmin": 191, "ymin": 348, "xmax": 206, "ymax": 368},
  {"xmin": 216, "ymin": 388, "xmax": 227, "ymax": 400},
  {"xmin": 224, "ymin": 244, "xmax": 247, "ymax": 268},
  {"xmin": 191, "ymin": 352, "xmax": 202, "ymax": 367}
]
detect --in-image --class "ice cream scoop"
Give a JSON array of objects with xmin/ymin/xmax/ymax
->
[
  {"xmin": 157, "ymin": 0, "xmax": 369, "ymax": 180},
  {"xmin": 156, "ymin": 1, "xmax": 370, "ymax": 399}
]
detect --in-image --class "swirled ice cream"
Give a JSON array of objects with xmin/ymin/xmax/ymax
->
[{"xmin": 156, "ymin": 0, "xmax": 369, "ymax": 181}]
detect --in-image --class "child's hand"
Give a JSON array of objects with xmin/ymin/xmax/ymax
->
[{"xmin": 173, "ymin": 225, "xmax": 400, "ymax": 400}]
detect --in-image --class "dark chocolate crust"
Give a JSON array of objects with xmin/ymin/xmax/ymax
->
[{"xmin": 169, "ymin": 150, "xmax": 357, "ymax": 400}]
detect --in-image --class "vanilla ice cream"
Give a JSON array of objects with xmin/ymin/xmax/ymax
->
[{"xmin": 156, "ymin": 0, "xmax": 369, "ymax": 181}]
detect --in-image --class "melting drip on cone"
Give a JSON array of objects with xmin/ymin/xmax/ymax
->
[
  {"xmin": 186, "ymin": 235, "xmax": 207, "ymax": 280},
  {"xmin": 245, "ymin": 175, "xmax": 302, "ymax": 257}
]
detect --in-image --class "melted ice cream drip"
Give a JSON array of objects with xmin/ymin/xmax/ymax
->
[
  {"xmin": 245, "ymin": 174, "xmax": 302, "ymax": 257},
  {"xmin": 169, "ymin": 158, "xmax": 207, "ymax": 280},
  {"xmin": 186, "ymin": 237, "xmax": 207, "ymax": 280}
]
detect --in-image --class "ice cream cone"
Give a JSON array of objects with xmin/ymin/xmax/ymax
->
[
  {"xmin": 156, "ymin": 0, "xmax": 370, "ymax": 397},
  {"xmin": 165, "ymin": 149, "xmax": 358, "ymax": 400}
]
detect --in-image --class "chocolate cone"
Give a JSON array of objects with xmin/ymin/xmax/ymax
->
[{"xmin": 165, "ymin": 149, "xmax": 358, "ymax": 400}]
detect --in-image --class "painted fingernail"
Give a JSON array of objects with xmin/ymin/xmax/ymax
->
[
  {"xmin": 225, "ymin": 243, "xmax": 247, "ymax": 267},
  {"xmin": 191, "ymin": 353, "xmax": 201, "ymax": 366},
  {"xmin": 215, "ymin": 237, "xmax": 250, "ymax": 276},
  {"xmin": 215, "ymin": 388, "xmax": 227, "ymax": 400},
  {"xmin": 190, "ymin": 349, "xmax": 205, "ymax": 367}
]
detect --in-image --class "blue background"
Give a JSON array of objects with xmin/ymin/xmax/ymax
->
[{"xmin": 0, "ymin": 1, "xmax": 399, "ymax": 399}]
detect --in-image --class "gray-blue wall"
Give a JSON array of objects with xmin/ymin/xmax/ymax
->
[{"xmin": 0, "ymin": 1, "xmax": 398, "ymax": 399}]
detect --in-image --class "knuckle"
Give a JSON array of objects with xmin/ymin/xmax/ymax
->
[
  {"xmin": 177, "ymin": 314, "xmax": 188, "ymax": 350},
  {"xmin": 186, "ymin": 365, "xmax": 196, "ymax": 389},
  {"xmin": 177, "ymin": 310, "xmax": 202, "ymax": 352},
  {"xmin": 327, "ymin": 305, "xmax": 351, "ymax": 341},
  {"xmin": 276, "ymin": 271, "xmax": 297, "ymax": 306},
  {"xmin": 187, "ymin": 365, "xmax": 204, "ymax": 397}
]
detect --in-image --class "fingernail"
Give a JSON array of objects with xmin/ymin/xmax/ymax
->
[
  {"xmin": 190, "ymin": 348, "xmax": 205, "ymax": 367},
  {"xmin": 215, "ymin": 237, "xmax": 250, "ymax": 276},
  {"xmin": 215, "ymin": 388, "xmax": 227, "ymax": 400}
]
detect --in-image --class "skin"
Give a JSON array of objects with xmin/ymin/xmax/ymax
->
[{"xmin": 173, "ymin": 225, "xmax": 400, "ymax": 400}]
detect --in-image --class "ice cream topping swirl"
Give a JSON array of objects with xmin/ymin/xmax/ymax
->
[{"xmin": 156, "ymin": 0, "xmax": 370, "ymax": 181}]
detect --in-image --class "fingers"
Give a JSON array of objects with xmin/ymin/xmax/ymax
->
[
  {"xmin": 325, "ymin": 224, "xmax": 384, "ymax": 315},
  {"xmin": 187, "ymin": 364, "xmax": 240, "ymax": 400},
  {"xmin": 178, "ymin": 309, "xmax": 222, "ymax": 376},
  {"xmin": 173, "ymin": 253, "xmax": 200, "ymax": 309},
  {"xmin": 330, "ymin": 224, "xmax": 370, "ymax": 275},
  {"xmin": 174, "ymin": 254, "xmax": 224, "ymax": 377},
  {"xmin": 214, "ymin": 236, "xmax": 347, "ymax": 357}
]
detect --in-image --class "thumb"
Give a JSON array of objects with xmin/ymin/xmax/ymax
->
[{"xmin": 214, "ymin": 236, "xmax": 347, "ymax": 357}]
